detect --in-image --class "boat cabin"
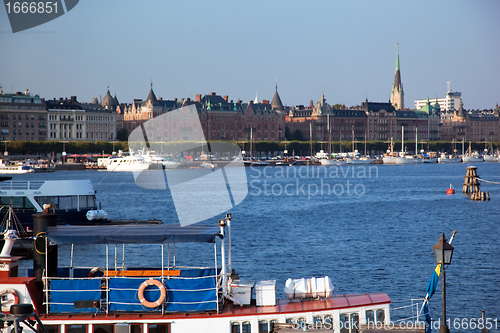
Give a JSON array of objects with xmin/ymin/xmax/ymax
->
[
  {"xmin": 0, "ymin": 180, "xmax": 98, "ymax": 230},
  {"xmin": 1, "ymin": 215, "xmax": 391, "ymax": 333}
]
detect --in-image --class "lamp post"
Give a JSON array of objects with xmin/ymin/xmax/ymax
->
[
  {"xmin": 59, "ymin": 141, "xmax": 69, "ymax": 164},
  {"xmin": 432, "ymin": 233, "xmax": 454, "ymax": 333},
  {"xmin": 2, "ymin": 140, "xmax": 10, "ymax": 156}
]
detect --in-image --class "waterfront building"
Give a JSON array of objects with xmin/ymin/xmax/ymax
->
[
  {"xmin": 440, "ymin": 102, "xmax": 500, "ymax": 142},
  {"xmin": 286, "ymin": 94, "xmax": 368, "ymax": 143},
  {"xmin": 0, "ymin": 87, "xmax": 47, "ymax": 141},
  {"xmin": 415, "ymin": 85, "xmax": 462, "ymax": 112},
  {"xmin": 47, "ymin": 90, "xmax": 118, "ymax": 141},
  {"xmin": 46, "ymin": 96, "xmax": 85, "ymax": 140},
  {"xmin": 80, "ymin": 91, "xmax": 118, "ymax": 141},
  {"xmin": 118, "ymin": 87, "xmax": 285, "ymax": 142},
  {"xmin": 415, "ymin": 98, "xmax": 441, "ymax": 141},
  {"xmin": 390, "ymin": 46, "xmax": 404, "ymax": 110}
]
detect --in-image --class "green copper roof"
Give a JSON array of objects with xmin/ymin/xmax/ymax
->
[
  {"xmin": 395, "ymin": 46, "xmax": 400, "ymax": 74},
  {"xmin": 393, "ymin": 46, "xmax": 402, "ymax": 89}
]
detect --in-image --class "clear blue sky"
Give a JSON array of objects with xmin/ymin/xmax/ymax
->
[{"xmin": 1, "ymin": 0, "xmax": 499, "ymax": 110}]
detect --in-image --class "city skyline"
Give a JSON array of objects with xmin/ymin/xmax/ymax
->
[{"xmin": 1, "ymin": 0, "xmax": 499, "ymax": 110}]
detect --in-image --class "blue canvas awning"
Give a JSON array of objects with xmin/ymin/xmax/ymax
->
[{"xmin": 46, "ymin": 224, "xmax": 221, "ymax": 245}]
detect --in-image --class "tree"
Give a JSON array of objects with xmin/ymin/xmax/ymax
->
[
  {"xmin": 117, "ymin": 128, "xmax": 129, "ymax": 141},
  {"xmin": 292, "ymin": 129, "xmax": 304, "ymax": 141}
]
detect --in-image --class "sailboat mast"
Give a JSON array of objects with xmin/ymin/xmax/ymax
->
[
  {"xmin": 309, "ymin": 123, "xmax": 313, "ymax": 158},
  {"xmin": 250, "ymin": 128, "xmax": 253, "ymax": 160},
  {"xmin": 339, "ymin": 128, "xmax": 342, "ymax": 153},
  {"xmin": 401, "ymin": 126, "xmax": 404, "ymax": 153},
  {"xmin": 364, "ymin": 131, "xmax": 367, "ymax": 157},
  {"xmin": 351, "ymin": 126, "xmax": 355, "ymax": 154},
  {"xmin": 415, "ymin": 127, "xmax": 418, "ymax": 155},
  {"xmin": 327, "ymin": 114, "xmax": 331, "ymax": 158}
]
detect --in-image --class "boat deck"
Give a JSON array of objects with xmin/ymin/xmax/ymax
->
[{"xmin": 39, "ymin": 293, "xmax": 390, "ymax": 321}]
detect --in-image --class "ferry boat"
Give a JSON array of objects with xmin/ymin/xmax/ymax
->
[
  {"xmin": 1, "ymin": 214, "xmax": 392, "ymax": 333},
  {"xmin": 0, "ymin": 179, "xmax": 105, "ymax": 230},
  {"xmin": 0, "ymin": 160, "xmax": 34, "ymax": 174},
  {"xmin": 106, "ymin": 156, "xmax": 150, "ymax": 172}
]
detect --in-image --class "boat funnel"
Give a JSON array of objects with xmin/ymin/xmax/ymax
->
[
  {"xmin": 0, "ymin": 229, "xmax": 19, "ymax": 257},
  {"xmin": 33, "ymin": 213, "xmax": 58, "ymax": 293}
]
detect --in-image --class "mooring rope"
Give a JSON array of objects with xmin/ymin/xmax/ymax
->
[{"xmin": 479, "ymin": 179, "xmax": 500, "ymax": 185}]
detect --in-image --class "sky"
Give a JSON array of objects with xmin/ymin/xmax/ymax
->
[{"xmin": 1, "ymin": 0, "xmax": 499, "ymax": 110}]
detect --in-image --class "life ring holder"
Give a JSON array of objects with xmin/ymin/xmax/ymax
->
[
  {"xmin": 34, "ymin": 232, "xmax": 54, "ymax": 255},
  {"xmin": 138, "ymin": 279, "xmax": 166, "ymax": 308},
  {"xmin": 0, "ymin": 289, "xmax": 20, "ymax": 313}
]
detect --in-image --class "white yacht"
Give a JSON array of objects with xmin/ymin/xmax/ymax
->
[{"xmin": 106, "ymin": 155, "xmax": 150, "ymax": 171}]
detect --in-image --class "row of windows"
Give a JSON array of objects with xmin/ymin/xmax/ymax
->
[
  {"xmin": 231, "ymin": 310, "xmax": 384, "ymax": 333},
  {"xmin": 43, "ymin": 323, "xmax": 169, "ymax": 333},
  {"xmin": 0, "ymin": 105, "xmax": 44, "ymax": 109}
]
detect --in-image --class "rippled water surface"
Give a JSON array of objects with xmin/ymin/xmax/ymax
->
[{"xmin": 14, "ymin": 163, "xmax": 500, "ymax": 329}]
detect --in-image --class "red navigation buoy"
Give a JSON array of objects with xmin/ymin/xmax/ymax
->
[{"xmin": 446, "ymin": 183, "xmax": 455, "ymax": 194}]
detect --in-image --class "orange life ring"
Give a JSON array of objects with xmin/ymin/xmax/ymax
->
[
  {"xmin": 138, "ymin": 279, "xmax": 166, "ymax": 308},
  {"xmin": 0, "ymin": 289, "xmax": 19, "ymax": 313}
]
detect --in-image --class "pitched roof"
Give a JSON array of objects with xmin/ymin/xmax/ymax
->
[
  {"xmin": 146, "ymin": 84, "xmax": 158, "ymax": 104},
  {"xmin": 271, "ymin": 85, "xmax": 284, "ymax": 111}
]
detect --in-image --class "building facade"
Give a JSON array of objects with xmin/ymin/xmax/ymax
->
[
  {"xmin": 46, "ymin": 91, "xmax": 118, "ymax": 141},
  {"xmin": 0, "ymin": 88, "xmax": 47, "ymax": 141},
  {"xmin": 415, "ymin": 90, "xmax": 462, "ymax": 112},
  {"xmin": 440, "ymin": 103, "xmax": 500, "ymax": 142},
  {"xmin": 118, "ymin": 87, "xmax": 286, "ymax": 142}
]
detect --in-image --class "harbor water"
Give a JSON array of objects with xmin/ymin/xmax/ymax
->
[{"xmin": 13, "ymin": 163, "xmax": 500, "ymax": 330}]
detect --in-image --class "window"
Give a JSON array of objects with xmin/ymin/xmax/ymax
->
[
  {"xmin": 44, "ymin": 325, "xmax": 59, "ymax": 333},
  {"xmin": 148, "ymin": 323, "xmax": 169, "ymax": 333},
  {"xmin": 231, "ymin": 321, "xmax": 251, "ymax": 333},
  {"xmin": 66, "ymin": 325, "xmax": 87, "ymax": 333},
  {"xmin": 340, "ymin": 313, "xmax": 359, "ymax": 333},
  {"xmin": 93, "ymin": 325, "xmax": 113, "ymax": 333}
]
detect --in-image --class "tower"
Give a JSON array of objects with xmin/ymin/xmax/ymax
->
[
  {"xmin": 271, "ymin": 84, "xmax": 284, "ymax": 112},
  {"xmin": 390, "ymin": 46, "xmax": 404, "ymax": 110}
]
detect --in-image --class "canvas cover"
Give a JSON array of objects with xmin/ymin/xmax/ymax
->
[{"xmin": 46, "ymin": 224, "xmax": 221, "ymax": 245}]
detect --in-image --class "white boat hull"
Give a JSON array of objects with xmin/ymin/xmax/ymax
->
[
  {"xmin": 462, "ymin": 156, "xmax": 483, "ymax": 163},
  {"xmin": 394, "ymin": 157, "xmax": 422, "ymax": 164},
  {"xmin": 483, "ymin": 155, "xmax": 497, "ymax": 162},
  {"xmin": 382, "ymin": 156, "xmax": 396, "ymax": 165},
  {"xmin": 320, "ymin": 159, "xmax": 346, "ymax": 166},
  {"xmin": 438, "ymin": 157, "xmax": 462, "ymax": 163},
  {"xmin": 346, "ymin": 158, "xmax": 374, "ymax": 164}
]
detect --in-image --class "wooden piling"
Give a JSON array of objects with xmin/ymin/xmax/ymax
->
[{"xmin": 463, "ymin": 166, "xmax": 490, "ymax": 201}]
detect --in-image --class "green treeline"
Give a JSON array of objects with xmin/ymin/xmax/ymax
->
[{"xmin": 3, "ymin": 140, "xmax": 499, "ymax": 156}]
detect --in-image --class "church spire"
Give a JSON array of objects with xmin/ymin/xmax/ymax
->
[{"xmin": 390, "ymin": 45, "xmax": 404, "ymax": 110}]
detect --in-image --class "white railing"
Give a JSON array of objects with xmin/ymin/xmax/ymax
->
[{"xmin": 0, "ymin": 181, "xmax": 44, "ymax": 190}]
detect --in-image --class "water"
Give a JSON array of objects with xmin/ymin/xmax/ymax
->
[{"xmin": 13, "ymin": 163, "xmax": 500, "ymax": 329}]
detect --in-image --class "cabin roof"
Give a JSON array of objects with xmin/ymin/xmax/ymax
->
[{"xmin": 46, "ymin": 224, "xmax": 221, "ymax": 245}]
